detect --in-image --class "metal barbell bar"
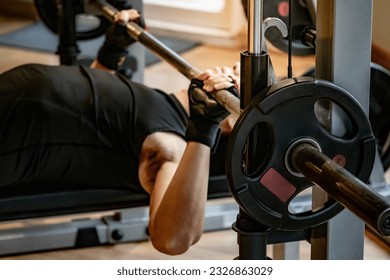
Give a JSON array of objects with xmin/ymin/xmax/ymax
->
[
  {"xmin": 291, "ymin": 143, "xmax": 390, "ymax": 236},
  {"xmin": 90, "ymin": 0, "xmax": 241, "ymax": 117}
]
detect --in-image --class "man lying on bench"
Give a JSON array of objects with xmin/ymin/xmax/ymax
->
[{"xmin": 0, "ymin": 9, "xmax": 239, "ymax": 255}]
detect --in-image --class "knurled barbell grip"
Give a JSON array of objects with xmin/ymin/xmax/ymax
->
[
  {"xmin": 291, "ymin": 143, "xmax": 390, "ymax": 236},
  {"xmin": 94, "ymin": 0, "xmax": 241, "ymax": 117},
  {"xmin": 135, "ymin": 27, "xmax": 241, "ymax": 116}
]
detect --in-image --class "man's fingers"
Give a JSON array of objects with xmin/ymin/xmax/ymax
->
[
  {"xmin": 114, "ymin": 9, "xmax": 140, "ymax": 24},
  {"xmin": 195, "ymin": 71, "xmax": 211, "ymax": 81},
  {"xmin": 203, "ymin": 76, "xmax": 235, "ymax": 92}
]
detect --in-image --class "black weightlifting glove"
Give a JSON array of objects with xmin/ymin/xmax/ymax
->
[
  {"xmin": 107, "ymin": 0, "xmax": 133, "ymax": 10},
  {"xmin": 97, "ymin": 14, "xmax": 146, "ymax": 70},
  {"xmin": 185, "ymin": 79, "xmax": 236, "ymax": 148}
]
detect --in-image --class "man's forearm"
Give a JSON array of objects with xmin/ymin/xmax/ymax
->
[{"xmin": 149, "ymin": 142, "xmax": 211, "ymax": 255}]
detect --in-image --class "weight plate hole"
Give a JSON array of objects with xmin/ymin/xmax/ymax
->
[
  {"xmin": 75, "ymin": 14, "xmax": 101, "ymax": 32},
  {"xmin": 288, "ymin": 186, "xmax": 330, "ymax": 215},
  {"xmin": 314, "ymin": 98, "xmax": 355, "ymax": 139},
  {"xmin": 288, "ymin": 186, "xmax": 313, "ymax": 214},
  {"xmin": 242, "ymin": 122, "xmax": 274, "ymax": 177}
]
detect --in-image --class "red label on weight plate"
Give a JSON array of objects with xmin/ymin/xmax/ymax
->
[
  {"xmin": 260, "ymin": 168, "xmax": 296, "ymax": 202},
  {"xmin": 278, "ymin": 1, "xmax": 290, "ymax": 17}
]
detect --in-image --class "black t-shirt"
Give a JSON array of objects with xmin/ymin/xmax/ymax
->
[{"xmin": 0, "ymin": 64, "xmax": 188, "ymax": 191}]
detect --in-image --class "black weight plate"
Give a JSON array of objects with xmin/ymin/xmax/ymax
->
[
  {"xmin": 226, "ymin": 77, "xmax": 376, "ymax": 230},
  {"xmin": 369, "ymin": 63, "xmax": 390, "ymax": 171},
  {"xmin": 303, "ymin": 64, "xmax": 390, "ymax": 171},
  {"xmin": 34, "ymin": 0, "xmax": 111, "ymax": 41},
  {"xmin": 264, "ymin": 0, "xmax": 315, "ymax": 56}
]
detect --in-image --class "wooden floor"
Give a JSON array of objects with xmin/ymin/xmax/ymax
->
[{"xmin": 0, "ymin": 15, "xmax": 390, "ymax": 260}]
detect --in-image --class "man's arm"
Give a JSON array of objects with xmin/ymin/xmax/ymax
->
[
  {"xmin": 139, "ymin": 71, "xmax": 237, "ymax": 255},
  {"xmin": 139, "ymin": 133, "xmax": 210, "ymax": 255}
]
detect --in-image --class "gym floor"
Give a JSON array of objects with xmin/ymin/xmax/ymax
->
[{"xmin": 0, "ymin": 14, "xmax": 390, "ymax": 260}]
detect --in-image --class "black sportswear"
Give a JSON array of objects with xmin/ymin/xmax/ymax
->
[{"xmin": 0, "ymin": 64, "xmax": 188, "ymax": 191}]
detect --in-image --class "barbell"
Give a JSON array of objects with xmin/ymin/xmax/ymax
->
[
  {"xmin": 91, "ymin": 0, "xmax": 242, "ymax": 117},
  {"xmin": 37, "ymin": 0, "xmax": 390, "ymax": 235}
]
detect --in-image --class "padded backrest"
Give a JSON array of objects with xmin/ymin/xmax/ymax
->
[{"xmin": 0, "ymin": 135, "xmax": 232, "ymax": 222}]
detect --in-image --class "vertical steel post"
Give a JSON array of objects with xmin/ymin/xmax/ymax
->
[
  {"xmin": 235, "ymin": 0, "xmax": 271, "ymax": 260},
  {"xmin": 56, "ymin": 0, "xmax": 80, "ymax": 65},
  {"xmin": 247, "ymin": 0, "xmax": 262, "ymax": 55},
  {"xmin": 240, "ymin": 0, "xmax": 269, "ymax": 109},
  {"xmin": 312, "ymin": 0, "xmax": 374, "ymax": 260}
]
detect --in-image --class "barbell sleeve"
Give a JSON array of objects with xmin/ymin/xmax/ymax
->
[
  {"xmin": 291, "ymin": 143, "xmax": 390, "ymax": 236},
  {"xmin": 93, "ymin": 0, "xmax": 241, "ymax": 117}
]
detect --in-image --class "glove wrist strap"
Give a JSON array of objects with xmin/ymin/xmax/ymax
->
[
  {"xmin": 185, "ymin": 117, "xmax": 220, "ymax": 148},
  {"xmin": 97, "ymin": 43, "xmax": 128, "ymax": 70}
]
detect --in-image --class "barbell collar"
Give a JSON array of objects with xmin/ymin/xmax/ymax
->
[
  {"xmin": 92, "ymin": 0, "xmax": 241, "ymax": 117},
  {"xmin": 291, "ymin": 143, "xmax": 390, "ymax": 236}
]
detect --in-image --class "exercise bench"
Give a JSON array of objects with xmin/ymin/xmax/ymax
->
[
  {"xmin": 0, "ymin": 134, "xmax": 238, "ymax": 256},
  {"xmin": 0, "ymin": 0, "xmax": 238, "ymax": 257}
]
